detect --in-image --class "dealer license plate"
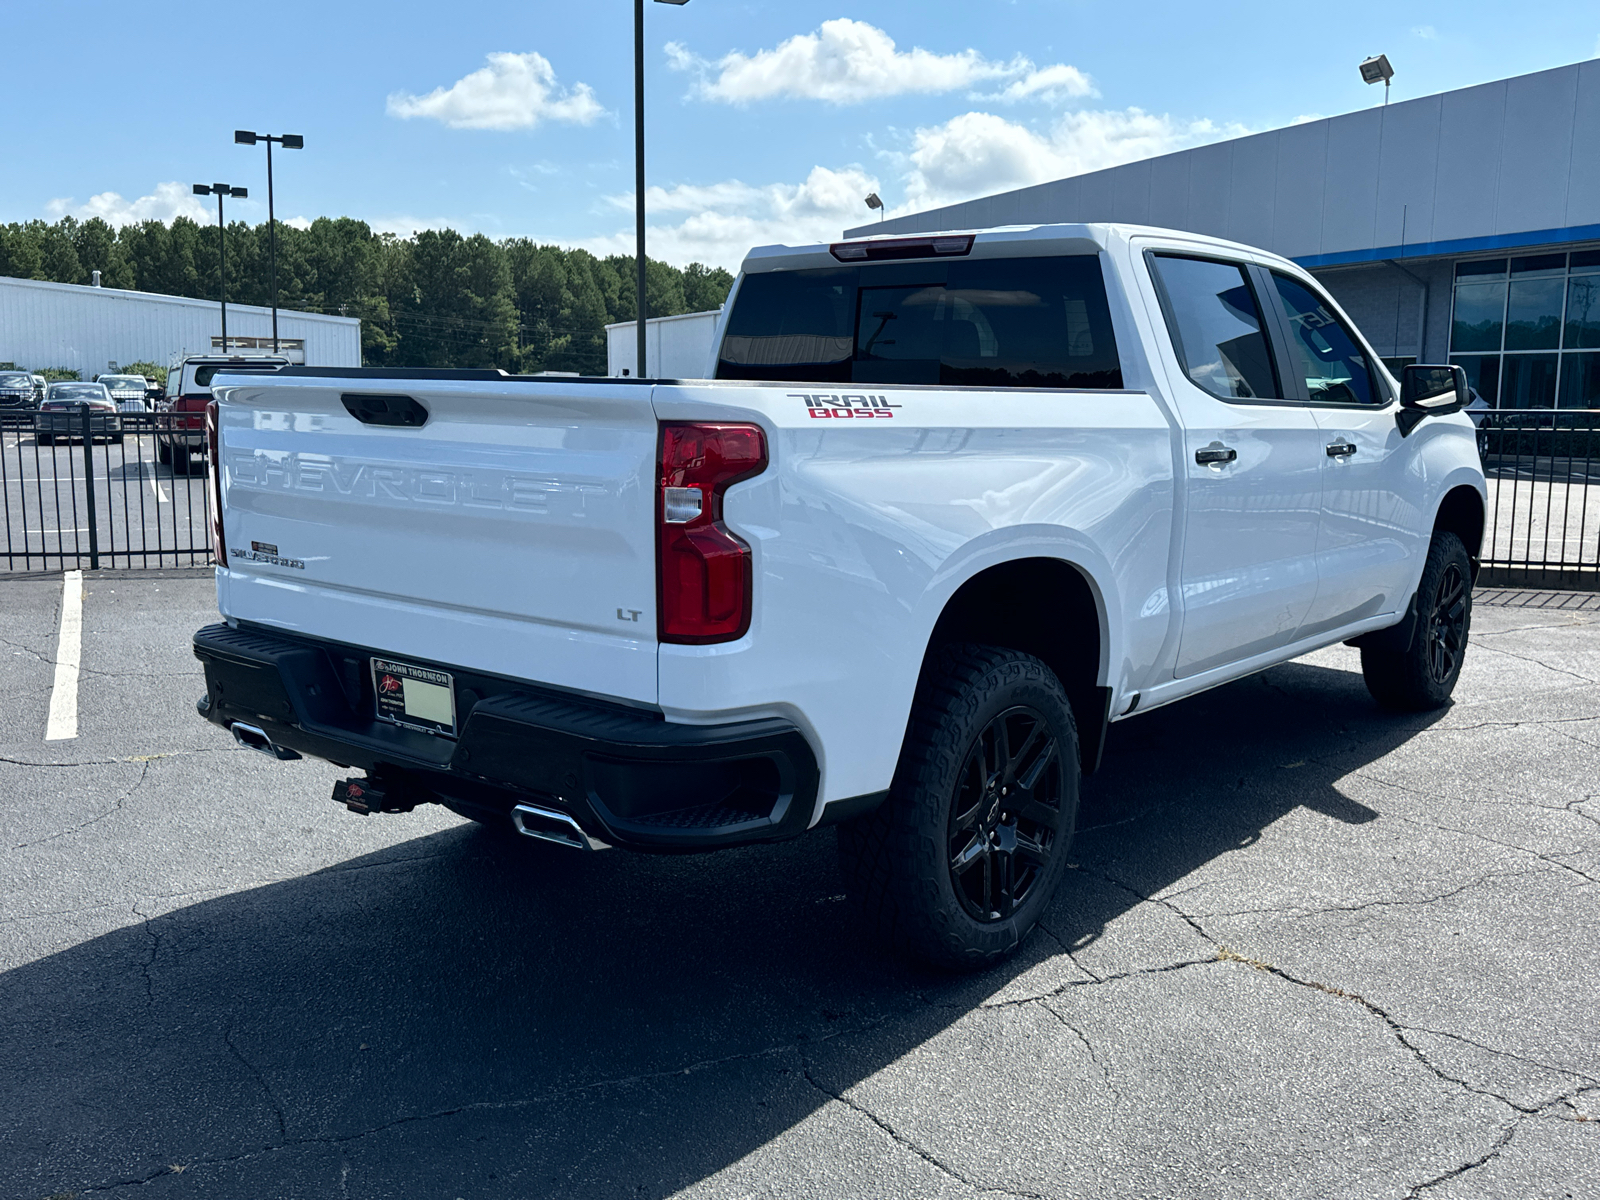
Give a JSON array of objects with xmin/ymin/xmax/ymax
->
[{"xmin": 371, "ymin": 658, "xmax": 457, "ymax": 738}]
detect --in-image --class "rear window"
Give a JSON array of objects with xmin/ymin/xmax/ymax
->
[
  {"xmin": 188, "ymin": 363, "xmax": 282, "ymax": 391},
  {"xmin": 716, "ymin": 255, "xmax": 1123, "ymax": 389}
]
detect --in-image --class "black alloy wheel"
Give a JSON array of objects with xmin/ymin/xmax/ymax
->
[
  {"xmin": 838, "ymin": 643, "xmax": 1080, "ymax": 970},
  {"xmin": 1426, "ymin": 560, "xmax": 1468, "ymax": 684},
  {"xmin": 1360, "ymin": 529, "xmax": 1473, "ymax": 711},
  {"xmin": 948, "ymin": 705, "xmax": 1063, "ymax": 922}
]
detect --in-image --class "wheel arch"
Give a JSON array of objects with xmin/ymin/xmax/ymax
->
[
  {"xmin": 1434, "ymin": 482, "xmax": 1486, "ymax": 579},
  {"xmin": 918, "ymin": 555, "xmax": 1112, "ymax": 773}
]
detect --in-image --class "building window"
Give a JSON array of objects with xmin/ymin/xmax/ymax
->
[{"xmin": 1449, "ymin": 249, "xmax": 1600, "ymax": 407}]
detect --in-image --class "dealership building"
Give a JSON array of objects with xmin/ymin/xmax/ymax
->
[
  {"xmin": 846, "ymin": 59, "xmax": 1600, "ymax": 409},
  {"xmin": 0, "ymin": 275, "xmax": 361, "ymax": 376}
]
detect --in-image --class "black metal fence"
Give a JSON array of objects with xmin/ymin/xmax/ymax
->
[
  {"xmin": 1477, "ymin": 408, "xmax": 1600, "ymax": 590},
  {"xmin": 3, "ymin": 403, "xmax": 1597, "ymax": 591},
  {"xmin": 1, "ymin": 406, "xmax": 213, "ymax": 571}
]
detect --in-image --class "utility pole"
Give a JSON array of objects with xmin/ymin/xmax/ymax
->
[{"xmin": 634, "ymin": 0, "xmax": 689, "ymax": 378}]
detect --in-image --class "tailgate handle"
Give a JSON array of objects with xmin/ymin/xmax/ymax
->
[{"xmin": 341, "ymin": 393, "xmax": 429, "ymax": 428}]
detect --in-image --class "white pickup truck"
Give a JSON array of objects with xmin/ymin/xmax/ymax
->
[{"xmin": 193, "ymin": 223, "xmax": 1485, "ymax": 969}]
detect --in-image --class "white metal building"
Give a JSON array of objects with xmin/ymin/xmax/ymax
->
[
  {"xmin": 606, "ymin": 309, "xmax": 723, "ymax": 378},
  {"xmin": 0, "ymin": 275, "xmax": 362, "ymax": 375}
]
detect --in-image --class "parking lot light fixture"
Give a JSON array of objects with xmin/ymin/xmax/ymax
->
[
  {"xmin": 236, "ymin": 130, "xmax": 305, "ymax": 354},
  {"xmin": 1359, "ymin": 54, "xmax": 1394, "ymax": 105},
  {"xmin": 193, "ymin": 183, "xmax": 246, "ymax": 350}
]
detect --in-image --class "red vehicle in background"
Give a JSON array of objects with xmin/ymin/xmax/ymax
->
[{"xmin": 157, "ymin": 355, "xmax": 288, "ymax": 473}]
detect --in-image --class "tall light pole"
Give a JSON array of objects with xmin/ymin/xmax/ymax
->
[
  {"xmin": 635, "ymin": 0, "xmax": 689, "ymax": 379},
  {"xmin": 192, "ymin": 183, "xmax": 247, "ymax": 351},
  {"xmin": 234, "ymin": 130, "xmax": 304, "ymax": 353}
]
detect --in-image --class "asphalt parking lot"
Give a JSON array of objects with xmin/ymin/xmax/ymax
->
[{"xmin": 1, "ymin": 573, "xmax": 1597, "ymax": 1199}]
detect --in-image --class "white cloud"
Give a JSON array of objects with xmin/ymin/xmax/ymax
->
[
  {"xmin": 45, "ymin": 182, "xmax": 209, "ymax": 227},
  {"xmin": 387, "ymin": 51, "xmax": 604, "ymax": 131},
  {"xmin": 669, "ymin": 19, "xmax": 1093, "ymax": 105},
  {"xmin": 283, "ymin": 216, "xmax": 313, "ymax": 231},
  {"xmin": 587, "ymin": 165, "xmax": 881, "ymax": 271},
  {"xmin": 980, "ymin": 63, "xmax": 1095, "ymax": 105},
  {"xmin": 585, "ymin": 101, "xmax": 1247, "ymax": 270},
  {"xmin": 1412, "ymin": 25, "xmax": 1438, "ymax": 39},
  {"xmin": 367, "ymin": 214, "xmax": 463, "ymax": 237},
  {"xmin": 900, "ymin": 108, "xmax": 1245, "ymax": 210}
]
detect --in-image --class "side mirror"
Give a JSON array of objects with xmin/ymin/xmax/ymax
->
[{"xmin": 1397, "ymin": 364, "xmax": 1468, "ymax": 436}]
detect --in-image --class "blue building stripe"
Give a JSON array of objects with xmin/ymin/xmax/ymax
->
[{"xmin": 1295, "ymin": 224, "xmax": 1600, "ymax": 269}]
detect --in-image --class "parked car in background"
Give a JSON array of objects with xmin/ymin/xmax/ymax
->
[
  {"xmin": 31, "ymin": 374, "xmax": 47, "ymax": 405},
  {"xmin": 157, "ymin": 355, "xmax": 288, "ymax": 473},
  {"xmin": 0, "ymin": 370, "xmax": 37, "ymax": 418},
  {"xmin": 99, "ymin": 374, "xmax": 152, "ymax": 411},
  {"xmin": 98, "ymin": 373, "xmax": 156, "ymax": 427},
  {"xmin": 143, "ymin": 375, "xmax": 166, "ymax": 407},
  {"xmin": 36, "ymin": 382, "xmax": 121, "ymax": 444}
]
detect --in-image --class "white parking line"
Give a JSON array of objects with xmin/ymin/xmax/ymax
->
[
  {"xmin": 6, "ymin": 472, "xmax": 173, "ymax": 500},
  {"xmin": 45, "ymin": 569, "xmax": 83, "ymax": 741}
]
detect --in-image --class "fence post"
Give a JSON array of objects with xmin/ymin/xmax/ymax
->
[{"xmin": 80, "ymin": 404, "xmax": 100, "ymax": 571}]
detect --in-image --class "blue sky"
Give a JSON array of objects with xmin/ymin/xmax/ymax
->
[{"xmin": 7, "ymin": 1, "xmax": 1598, "ymax": 269}]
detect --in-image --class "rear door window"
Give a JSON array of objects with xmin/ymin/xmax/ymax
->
[
  {"xmin": 188, "ymin": 363, "xmax": 283, "ymax": 392},
  {"xmin": 1267, "ymin": 273, "xmax": 1382, "ymax": 406},
  {"xmin": 1150, "ymin": 254, "xmax": 1281, "ymax": 401},
  {"xmin": 717, "ymin": 255, "xmax": 1122, "ymax": 389}
]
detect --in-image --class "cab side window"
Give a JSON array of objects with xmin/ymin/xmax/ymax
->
[
  {"xmin": 1268, "ymin": 273, "xmax": 1382, "ymax": 406},
  {"xmin": 1150, "ymin": 254, "xmax": 1281, "ymax": 401}
]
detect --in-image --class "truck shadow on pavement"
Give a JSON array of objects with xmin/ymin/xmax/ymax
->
[{"xmin": 4, "ymin": 658, "xmax": 1435, "ymax": 1199}]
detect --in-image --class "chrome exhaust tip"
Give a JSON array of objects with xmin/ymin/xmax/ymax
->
[
  {"xmin": 230, "ymin": 721, "xmax": 302, "ymax": 761},
  {"xmin": 511, "ymin": 803, "xmax": 608, "ymax": 851}
]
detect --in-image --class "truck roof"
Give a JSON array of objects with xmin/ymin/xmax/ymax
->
[{"xmin": 740, "ymin": 222, "xmax": 1304, "ymax": 276}]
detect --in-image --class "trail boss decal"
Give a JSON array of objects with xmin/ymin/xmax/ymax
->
[{"xmin": 792, "ymin": 393, "xmax": 902, "ymax": 419}]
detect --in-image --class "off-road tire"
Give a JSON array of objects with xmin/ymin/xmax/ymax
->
[
  {"xmin": 1362, "ymin": 530, "xmax": 1473, "ymax": 711},
  {"xmin": 838, "ymin": 643, "xmax": 1080, "ymax": 971}
]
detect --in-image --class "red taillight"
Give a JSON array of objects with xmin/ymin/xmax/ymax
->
[
  {"xmin": 657, "ymin": 422, "xmax": 767, "ymax": 644},
  {"xmin": 206, "ymin": 400, "xmax": 225, "ymax": 565}
]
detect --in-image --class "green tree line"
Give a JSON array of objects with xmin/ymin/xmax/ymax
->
[{"xmin": 0, "ymin": 216, "xmax": 734, "ymax": 374}]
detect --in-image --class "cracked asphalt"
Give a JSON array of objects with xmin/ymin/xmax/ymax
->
[{"xmin": 1, "ymin": 573, "xmax": 1597, "ymax": 1200}]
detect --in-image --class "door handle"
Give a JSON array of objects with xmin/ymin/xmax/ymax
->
[
  {"xmin": 1326, "ymin": 440, "xmax": 1357, "ymax": 458},
  {"xmin": 1195, "ymin": 444, "xmax": 1237, "ymax": 466}
]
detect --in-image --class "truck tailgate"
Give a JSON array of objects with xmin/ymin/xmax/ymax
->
[{"xmin": 212, "ymin": 374, "xmax": 660, "ymax": 704}]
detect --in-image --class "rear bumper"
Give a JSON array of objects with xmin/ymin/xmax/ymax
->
[
  {"xmin": 157, "ymin": 424, "xmax": 205, "ymax": 447},
  {"xmin": 35, "ymin": 412, "xmax": 120, "ymax": 436},
  {"xmin": 192, "ymin": 622, "xmax": 819, "ymax": 851}
]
